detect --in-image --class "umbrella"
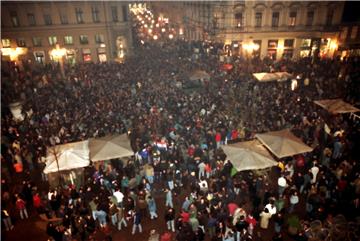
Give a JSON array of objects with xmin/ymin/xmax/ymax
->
[
  {"xmin": 189, "ymin": 70, "xmax": 210, "ymax": 81},
  {"xmin": 89, "ymin": 134, "xmax": 133, "ymax": 162},
  {"xmin": 253, "ymin": 72, "xmax": 292, "ymax": 82},
  {"xmin": 44, "ymin": 140, "xmax": 90, "ymax": 174},
  {"xmin": 221, "ymin": 63, "xmax": 233, "ymax": 71},
  {"xmin": 255, "ymin": 129, "xmax": 313, "ymax": 158},
  {"xmin": 314, "ymin": 99, "xmax": 360, "ymax": 114},
  {"xmin": 222, "ymin": 140, "xmax": 277, "ymax": 172}
]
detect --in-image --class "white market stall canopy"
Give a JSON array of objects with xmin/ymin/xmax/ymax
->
[
  {"xmin": 222, "ymin": 140, "xmax": 277, "ymax": 172},
  {"xmin": 89, "ymin": 134, "xmax": 133, "ymax": 162},
  {"xmin": 314, "ymin": 99, "xmax": 360, "ymax": 114},
  {"xmin": 253, "ymin": 72, "xmax": 292, "ymax": 82},
  {"xmin": 255, "ymin": 129, "xmax": 313, "ymax": 159},
  {"xmin": 44, "ymin": 140, "xmax": 90, "ymax": 174},
  {"xmin": 189, "ymin": 70, "xmax": 210, "ymax": 81}
]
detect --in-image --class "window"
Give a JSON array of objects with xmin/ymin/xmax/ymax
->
[
  {"xmin": 1, "ymin": 39, "xmax": 11, "ymax": 48},
  {"xmin": 44, "ymin": 14, "xmax": 52, "ymax": 25},
  {"xmin": 95, "ymin": 34, "xmax": 105, "ymax": 44},
  {"xmin": 234, "ymin": 12, "xmax": 243, "ymax": 28},
  {"xmin": 289, "ymin": 11, "xmax": 297, "ymax": 27},
  {"xmin": 111, "ymin": 6, "xmax": 118, "ymax": 22},
  {"xmin": 122, "ymin": 5, "xmax": 128, "ymax": 22},
  {"xmin": 326, "ymin": 9, "xmax": 334, "ymax": 26},
  {"xmin": 284, "ymin": 39, "xmax": 294, "ymax": 48},
  {"xmin": 82, "ymin": 48, "xmax": 91, "ymax": 62},
  {"xmin": 272, "ymin": 12, "xmax": 279, "ymax": 27},
  {"xmin": 64, "ymin": 36, "xmax": 73, "ymax": 45},
  {"xmin": 351, "ymin": 26, "xmax": 358, "ymax": 39},
  {"xmin": 255, "ymin": 12, "xmax": 262, "ymax": 27},
  {"xmin": 60, "ymin": 13, "xmax": 68, "ymax": 24},
  {"xmin": 48, "ymin": 36, "xmax": 57, "ymax": 46},
  {"xmin": 340, "ymin": 27, "xmax": 348, "ymax": 40},
  {"xmin": 268, "ymin": 40, "xmax": 278, "ymax": 48},
  {"xmin": 10, "ymin": 11, "xmax": 19, "ymax": 27},
  {"xmin": 17, "ymin": 38, "xmax": 26, "ymax": 47},
  {"xmin": 92, "ymin": 6, "xmax": 100, "ymax": 23},
  {"xmin": 301, "ymin": 39, "xmax": 311, "ymax": 47},
  {"xmin": 75, "ymin": 8, "xmax": 84, "ymax": 23},
  {"xmin": 32, "ymin": 37, "xmax": 42, "ymax": 47},
  {"xmin": 79, "ymin": 35, "xmax": 89, "ymax": 44},
  {"xmin": 306, "ymin": 11, "xmax": 314, "ymax": 26},
  {"xmin": 27, "ymin": 13, "xmax": 36, "ymax": 26}
]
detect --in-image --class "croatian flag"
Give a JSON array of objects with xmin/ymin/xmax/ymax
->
[{"xmin": 155, "ymin": 140, "xmax": 167, "ymax": 151}]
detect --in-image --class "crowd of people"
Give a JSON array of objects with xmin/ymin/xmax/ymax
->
[{"xmin": 1, "ymin": 35, "xmax": 360, "ymax": 241}]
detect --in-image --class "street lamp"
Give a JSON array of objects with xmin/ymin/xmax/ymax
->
[
  {"xmin": 1, "ymin": 47, "xmax": 27, "ymax": 70},
  {"xmin": 50, "ymin": 44, "xmax": 66, "ymax": 78}
]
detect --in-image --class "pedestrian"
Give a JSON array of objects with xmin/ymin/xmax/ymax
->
[
  {"xmin": 109, "ymin": 202, "xmax": 119, "ymax": 227},
  {"xmin": 1, "ymin": 208, "xmax": 14, "ymax": 231},
  {"xmin": 277, "ymin": 175, "xmax": 287, "ymax": 196},
  {"xmin": 147, "ymin": 195, "xmax": 158, "ymax": 219},
  {"xmin": 289, "ymin": 191, "xmax": 299, "ymax": 213},
  {"xmin": 15, "ymin": 195, "xmax": 28, "ymax": 219},
  {"xmin": 165, "ymin": 207, "xmax": 175, "ymax": 232},
  {"xmin": 117, "ymin": 207, "xmax": 127, "ymax": 230},
  {"xmin": 132, "ymin": 209, "xmax": 143, "ymax": 234},
  {"xmin": 259, "ymin": 208, "xmax": 272, "ymax": 229},
  {"xmin": 165, "ymin": 188, "xmax": 173, "ymax": 208}
]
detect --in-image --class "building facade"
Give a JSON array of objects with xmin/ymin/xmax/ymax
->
[
  {"xmin": 1, "ymin": 1, "xmax": 133, "ymax": 65},
  {"xmin": 153, "ymin": 1, "xmax": 344, "ymax": 60},
  {"xmin": 338, "ymin": 23, "xmax": 360, "ymax": 58}
]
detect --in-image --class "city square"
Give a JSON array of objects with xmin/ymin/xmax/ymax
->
[{"xmin": 1, "ymin": 1, "xmax": 360, "ymax": 241}]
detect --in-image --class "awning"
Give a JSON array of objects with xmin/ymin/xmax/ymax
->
[
  {"xmin": 314, "ymin": 99, "xmax": 360, "ymax": 114},
  {"xmin": 44, "ymin": 140, "xmax": 90, "ymax": 174},
  {"xmin": 89, "ymin": 134, "xmax": 134, "ymax": 162},
  {"xmin": 222, "ymin": 140, "xmax": 277, "ymax": 172},
  {"xmin": 255, "ymin": 129, "xmax": 313, "ymax": 158}
]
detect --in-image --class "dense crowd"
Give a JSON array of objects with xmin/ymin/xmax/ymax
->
[{"xmin": 1, "ymin": 38, "xmax": 360, "ymax": 241}]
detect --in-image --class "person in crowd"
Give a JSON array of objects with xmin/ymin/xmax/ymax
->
[
  {"xmin": 259, "ymin": 208, "xmax": 272, "ymax": 229},
  {"xmin": 147, "ymin": 195, "xmax": 158, "ymax": 219},
  {"xmin": 132, "ymin": 209, "xmax": 143, "ymax": 235},
  {"xmin": 165, "ymin": 207, "xmax": 176, "ymax": 232},
  {"xmin": 15, "ymin": 195, "xmax": 29, "ymax": 219}
]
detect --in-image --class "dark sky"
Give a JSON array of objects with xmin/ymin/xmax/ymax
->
[{"xmin": 342, "ymin": 1, "xmax": 360, "ymax": 23}]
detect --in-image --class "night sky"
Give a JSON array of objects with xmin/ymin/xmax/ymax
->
[{"xmin": 342, "ymin": 1, "xmax": 360, "ymax": 23}]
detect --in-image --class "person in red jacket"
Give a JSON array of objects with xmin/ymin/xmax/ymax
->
[
  {"xmin": 33, "ymin": 193, "xmax": 42, "ymax": 212},
  {"xmin": 16, "ymin": 196, "xmax": 28, "ymax": 219}
]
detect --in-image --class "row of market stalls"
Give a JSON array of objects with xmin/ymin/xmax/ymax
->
[
  {"xmin": 222, "ymin": 129, "xmax": 313, "ymax": 173},
  {"xmin": 44, "ymin": 134, "xmax": 133, "ymax": 188},
  {"xmin": 222, "ymin": 97, "xmax": 360, "ymax": 173}
]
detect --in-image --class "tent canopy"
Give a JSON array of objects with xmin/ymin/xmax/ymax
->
[
  {"xmin": 189, "ymin": 70, "xmax": 210, "ymax": 81},
  {"xmin": 44, "ymin": 140, "xmax": 90, "ymax": 174},
  {"xmin": 255, "ymin": 129, "xmax": 313, "ymax": 158},
  {"xmin": 222, "ymin": 140, "xmax": 277, "ymax": 172},
  {"xmin": 89, "ymin": 134, "xmax": 133, "ymax": 162},
  {"xmin": 253, "ymin": 72, "xmax": 292, "ymax": 82},
  {"xmin": 314, "ymin": 99, "xmax": 360, "ymax": 114}
]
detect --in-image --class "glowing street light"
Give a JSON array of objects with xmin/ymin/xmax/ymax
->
[
  {"xmin": 161, "ymin": 28, "xmax": 166, "ymax": 33},
  {"xmin": 148, "ymin": 29, "xmax": 153, "ymax": 34},
  {"xmin": 153, "ymin": 35, "xmax": 158, "ymax": 40},
  {"xmin": 50, "ymin": 44, "xmax": 66, "ymax": 78},
  {"xmin": 155, "ymin": 23, "xmax": 159, "ymax": 27},
  {"xmin": 169, "ymin": 34, "xmax": 174, "ymax": 39}
]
